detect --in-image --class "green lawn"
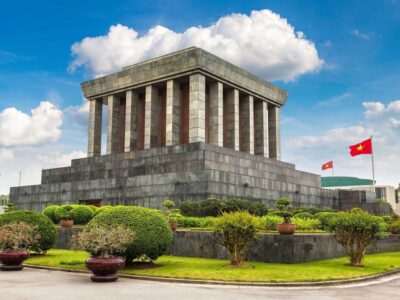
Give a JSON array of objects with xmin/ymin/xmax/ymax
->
[{"xmin": 26, "ymin": 249, "xmax": 400, "ymax": 282}]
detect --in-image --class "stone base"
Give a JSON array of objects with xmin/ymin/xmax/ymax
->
[
  {"xmin": 10, "ymin": 142, "xmax": 337, "ymax": 211},
  {"xmin": 0, "ymin": 265, "xmax": 24, "ymax": 271}
]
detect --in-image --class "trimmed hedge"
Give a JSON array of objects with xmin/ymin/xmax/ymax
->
[
  {"xmin": 94, "ymin": 205, "xmax": 113, "ymax": 216},
  {"xmin": 42, "ymin": 205, "xmax": 59, "ymax": 223},
  {"xmin": 0, "ymin": 210, "xmax": 57, "ymax": 253},
  {"xmin": 294, "ymin": 212, "xmax": 315, "ymax": 219},
  {"xmin": 54, "ymin": 205, "xmax": 74, "ymax": 222},
  {"xmin": 180, "ymin": 198, "xmax": 268, "ymax": 217},
  {"xmin": 71, "ymin": 206, "xmax": 94, "ymax": 225},
  {"xmin": 89, "ymin": 206, "xmax": 173, "ymax": 262}
]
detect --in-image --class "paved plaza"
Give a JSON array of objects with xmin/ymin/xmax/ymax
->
[{"xmin": 1, "ymin": 268, "xmax": 399, "ymax": 300}]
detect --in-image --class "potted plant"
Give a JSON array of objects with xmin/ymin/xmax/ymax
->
[
  {"xmin": 0, "ymin": 221, "xmax": 40, "ymax": 271},
  {"xmin": 162, "ymin": 200, "xmax": 178, "ymax": 231},
  {"xmin": 275, "ymin": 198, "xmax": 296, "ymax": 234},
  {"xmin": 56, "ymin": 205, "xmax": 74, "ymax": 227},
  {"xmin": 71, "ymin": 224, "xmax": 135, "ymax": 282}
]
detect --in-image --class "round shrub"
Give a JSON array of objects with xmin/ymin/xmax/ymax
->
[
  {"xmin": 315, "ymin": 212, "xmax": 337, "ymax": 231},
  {"xmin": 94, "ymin": 205, "xmax": 113, "ymax": 216},
  {"xmin": 42, "ymin": 205, "xmax": 59, "ymax": 223},
  {"xmin": 389, "ymin": 219, "xmax": 400, "ymax": 234},
  {"xmin": 87, "ymin": 205, "xmax": 98, "ymax": 213},
  {"xmin": 89, "ymin": 206, "xmax": 173, "ymax": 262},
  {"xmin": 71, "ymin": 206, "xmax": 94, "ymax": 225},
  {"xmin": 179, "ymin": 201, "xmax": 199, "ymax": 217},
  {"xmin": 54, "ymin": 205, "xmax": 74, "ymax": 222},
  {"xmin": 294, "ymin": 212, "xmax": 315, "ymax": 219},
  {"xmin": 0, "ymin": 210, "xmax": 57, "ymax": 253}
]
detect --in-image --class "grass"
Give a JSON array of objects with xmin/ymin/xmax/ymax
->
[{"xmin": 25, "ymin": 249, "xmax": 400, "ymax": 282}]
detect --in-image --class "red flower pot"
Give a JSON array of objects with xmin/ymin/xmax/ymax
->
[
  {"xmin": 277, "ymin": 223, "xmax": 297, "ymax": 234},
  {"xmin": 60, "ymin": 220, "xmax": 74, "ymax": 227},
  {"xmin": 0, "ymin": 249, "xmax": 30, "ymax": 271},
  {"xmin": 169, "ymin": 221, "xmax": 178, "ymax": 231},
  {"xmin": 86, "ymin": 257, "xmax": 125, "ymax": 282}
]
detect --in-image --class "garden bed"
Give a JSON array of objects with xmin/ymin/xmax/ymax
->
[{"xmin": 25, "ymin": 249, "xmax": 400, "ymax": 283}]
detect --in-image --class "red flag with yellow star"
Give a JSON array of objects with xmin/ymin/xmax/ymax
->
[
  {"xmin": 349, "ymin": 138, "xmax": 373, "ymax": 156},
  {"xmin": 322, "ymin": 161, "xmax": 333, "ymax": 170}
]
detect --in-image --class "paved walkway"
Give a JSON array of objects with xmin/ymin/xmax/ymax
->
[{"xmin": 1, "ymin": 268, "xmax": 400, "ymax": 300}]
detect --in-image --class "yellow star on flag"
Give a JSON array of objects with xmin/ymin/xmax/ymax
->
[{"xmin": 357, "ymin": 144, "xmax": 364, "ymax": 151}]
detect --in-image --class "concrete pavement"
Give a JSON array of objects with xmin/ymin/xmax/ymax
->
[{"xmin": 0, "ymin": 268, "xmax": 399, "ymax": 300}]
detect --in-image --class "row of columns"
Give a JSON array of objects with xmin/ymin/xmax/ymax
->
[{"xmin": 87, "ymin": 73, "xmax": 281, "ymax": 160}]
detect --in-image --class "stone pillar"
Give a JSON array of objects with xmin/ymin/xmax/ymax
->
[
  {"xmin": 124, "ymin": 90, "xmax": 139, "ymax": 152},
  {"xmin": 144, "ymin": 85, "xmax": 160, "ymax": 149},
  {"xmin": 166, "ymin": 80, "xmax": 181, "ymax": 146},
  {"xmin": 240, "ymin": 95, "xmax": 254, "ymax": 154},
  {"xmin": 106, "ymin": 95, "xmax": 120, "ymax": 155},
  {"xmin": 225, "ymin": 88, "xmax": 239, "ymax": 151},
  {"xmin": 269, "ymin": 106, "xmax": 281, "ymax": 160},
  {"xmin": 209, "ymin": 81, "xmax": 223, "ymax": 147},
  {"xmin": 254, "ymin": 100, "xmax": 269, "ymax": 157},
  {"xmin": 87, "ymin": 98, "xmax": 102, "ymax": 157},
  {"xmin": 189, "ymin": 74, "xmax": 206, "ymax": 143}
]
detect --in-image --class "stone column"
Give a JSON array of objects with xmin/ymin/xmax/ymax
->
[
  {"xmin": 269, "ymin": 106, "xmax": 281, "ymax": 160},
  {"xmin": 144, "ymin": 85, "xmax": 159, "ymax": 149},
  {"xmin": 209, "ymin": 81, "xmax": 223, "ymax": 147},
  {"xmin": 124, "ymin": 90, "xmax": 139, "ymax": 152},
  {"xmin": 240, "ymin": 95, "xmax": 254, "ymax": 154},
  {"xmin": 225, "ymin": 88, "xmax": 239, "ymax": 151},
  {"xmin": 106, "ymin": 95, "xmax": 120, "ymax": 155},
  {"xmin": 254, "ymin": 100, "xmax": 269, "ymax": 157},
  {"xmin": 189, "ymin": 74, "xmax": 206, "ymax": 143},
  {"xmin": 87, "ymin": 98, "xmax": 102, "ymax": 157},
  {"xmin": 166, "ymin": 80, "xmax": 181, "ymax": 146}
]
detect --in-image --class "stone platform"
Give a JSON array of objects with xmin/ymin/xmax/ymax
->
[{"xmin": 10, "ymin": 142, "xmax": 336, "ymax": 211}]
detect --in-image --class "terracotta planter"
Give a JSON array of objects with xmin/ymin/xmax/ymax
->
[
  {"xmin": 169, "ymin": 221, "xmax": 178, "ymax": 231},
  {"xmin": 86, "ymin": 257, "xmax": 125, "ymax": 282},
  {"xmin": 277, "ymin": 223, "xmax": 297, "ymax": 234},
  {"xmin": 0, "ymin": 249, "xmax": 30, "ymax": 271},
  {"xmin": 60, "ymin": 219, "xmax": 74, "ymax": 227}
]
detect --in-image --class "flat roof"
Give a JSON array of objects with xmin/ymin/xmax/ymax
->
[
  {"xmin": 81, "ymin": 47, "xmax": 288, "ymax": 106},
  {"xmin": 321, "ymin": 176, "xmax": 374, "ymax": 188}
]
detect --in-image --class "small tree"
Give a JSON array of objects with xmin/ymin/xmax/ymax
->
[
  {"xmin": 275, "ymin": 198, "xmax": 293, "ymax": 224},
  {"xmin": 214, "ymin": 211, "xmax": 258, "ymax": 266},
  {"xmin": 71, "ymin": 225, "xmax": 135, "ymax": 258},
  {"xmin": 329, "ymin": 209, "xmax": 380, "ymax": 266},
  {"xmin": 0, "ymin": 221, "xmax": 40, "ymax": 250}
]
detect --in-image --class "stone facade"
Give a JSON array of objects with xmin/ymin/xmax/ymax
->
[{"xmin": 10, "ymin": 47, "xmax": 337, "ymax": 211}]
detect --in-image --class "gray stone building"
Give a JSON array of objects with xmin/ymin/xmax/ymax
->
[{"xmin": 10, "ymin": 47, "xmax": 336, "ymax": 211}]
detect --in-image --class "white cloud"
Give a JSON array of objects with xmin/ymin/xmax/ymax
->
[
  {"xmin": 0, "ymin": 148, "xmax": 14, "ymax": 164},
  {"xmin": 351, "ymin": 29, "xmax": 374, "ymax": 40},
  {"xmin": 316, "ymin": 92, "xmax": 352, "ymax": 107},
  {"xmin": 68, "ymin": 9, "xmax": 323, "ymax": 81},
  {"xmin": 0, "ymin": 101, "xmax": 63, "ymax": 146},
  {"xmin": 37, "ymin": 150, "xmax": 86, "ymax": 169},
  {"xmin": 285, "ymin": 100, "xmax": 400, "ymax": 186},
  {"xmin": 65, "ymin": 100, "xmax": 89, "ymax": 127}
]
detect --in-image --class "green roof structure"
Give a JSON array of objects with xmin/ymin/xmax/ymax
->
[{"xmin": 321, "ymin": 176, "xmax": 374, "ymax": 188}]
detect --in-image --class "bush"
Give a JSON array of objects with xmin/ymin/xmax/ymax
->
[
  {"xmin": 89, "ymin": 206, "xmax": 173, "ymax": 262},
  {"xmin": 263, "ymin": 215, "xmax": 284, "ymax": 231},
  {"xmin": 292, "ymin": 217, "xmax": 321, "ymax": 231},
  {"xmin": 42, "ymin": 205, "xmax": 59, "ymax": 224},
  {"xmin": 71, "ymin": 206, "xmax": 94, "ymax": 225},
  {"xmin": 94, "ymin": 205, "xmax": 113, "ymax": 216},
  {"xmin": 315, "ymin": 212, "xmax": 337, "ymax": 231},
  {"xmin": 275, "ymin": 198, "xmax": 293, "ymax": 224},
  {"xmin": 0, "ymin": 210, "xmax": 57, "ymax": 253},
  {"xmin": 294, "ymin": 212, "xmax": 315, "ymax": 219},
  {"xmin": 389, "ymin": 219, "xmax": 400, "ymax": 234},
  {"xmin": 54, "ymin": 205, "xmax": 74, "ymax": 222},
  {"xmin": 221, "ymin": 199, "xmax": 268, "ymax": 216},
  {"xmin": 329, "ymin": 209, "xmax": 381, "ymax": 266},
  {"xmin": 198, "ymin": 198, "xmax": 223, "ymax": 217},
  {"xmin": 0, "ymin": 222, "xmax": 40, "ymax": 250},
  {"xmin": 87, "ymin": 205, "xmax": 98, "ymax": 213},
  {"xmin": 214, "ymin": 211, "xmax": 258, "ymax": 265},
  {"xmin": 179, "ymin": 201, "xmax": 200, "ymax": 217}
]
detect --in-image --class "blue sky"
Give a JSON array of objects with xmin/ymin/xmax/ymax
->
[{"xmin": 0, "ymin": 0, "xmax": 399, "ymax": 193}]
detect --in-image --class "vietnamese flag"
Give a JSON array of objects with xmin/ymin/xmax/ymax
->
[
  {"xmin": 349, "ymin": 138, "xmax": 373, "ymax": 156},
  {"xmin": 322, "ymin": 161, "xmax": 333, "ymax": 170}
]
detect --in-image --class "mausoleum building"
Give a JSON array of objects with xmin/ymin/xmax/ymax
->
[{"xmin": 10, "ymin": 47, "xmax": 336, "ymax": 210}]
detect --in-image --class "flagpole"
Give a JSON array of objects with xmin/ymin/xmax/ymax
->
[
  {"xmin": 370, "ymin": 135, "xmax": 375, "ymax": 191},
  {"xmin": 332, "ymin": 165, "xmax": 334, "ymax": 177}
]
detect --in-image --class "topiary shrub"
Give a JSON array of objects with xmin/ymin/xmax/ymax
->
[
  {"xmin": 329, "ymin": 209, "xmax": 381, "ymax": 266},
  {"xmin": 71, "ymin": 206, "xmax": 94, "ymax": 225},
  {"xmin": 315, "ymin": 212, "xmax": 338, "ymax": 231},
  {"xmin": 0, "ymin": 210, "xmax": 57, "ymax": 253},
  {"xmin": 87, "ymin": 205, "xmax": 98, "ymax": 214},
  {"xmin": 294, "ymin": 212, "xmax": 315, "ymax": 219},
  {"xmin": 275, "ymin": 198, "xmax": 294, "ymax": 224},
  {"xmin": 94, "ymin": 205, "xmax": 113, "ymax": 217},
  {"xmin": 54, "ymin": 205, "xmax": 74, "ymax": 222},
  {"xmin": 179, "ymin": 201, "xmax": 200, "ymax": 217},
  {"xmin": 89, "ymin": 206, "xmax": 173, "ymax": 262},
  {"xmin": 42, "ymin": 205, "xmax": 59, "ymax": 224},
  {"xmin": 198, "ymin": 198, "xmax": 224, "ymax": 217},
  {"xmin": 389, "ymin": 219, "xmax": 400, "ymax": 234},
  {"xmin": 214, "ymin": 211, "xmax": 258, "ymax": 265}
]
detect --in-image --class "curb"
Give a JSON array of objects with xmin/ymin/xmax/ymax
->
[{"xmin": 24, "ymin": 264, "xmax": 400, "ymax": 287}]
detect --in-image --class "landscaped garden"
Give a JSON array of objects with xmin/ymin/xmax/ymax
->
[{"xmin": 1, "ymin": 197, "xmax": 400, "ymax": 283}]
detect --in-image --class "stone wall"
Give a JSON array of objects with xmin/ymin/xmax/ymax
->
[
  {"xmin": 10, "ymin": 142, "xmax": 337, "ymax": 211},
  {"xmin": 54, "ymin": 227, "xmax": 400, "ymax": 264}
]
